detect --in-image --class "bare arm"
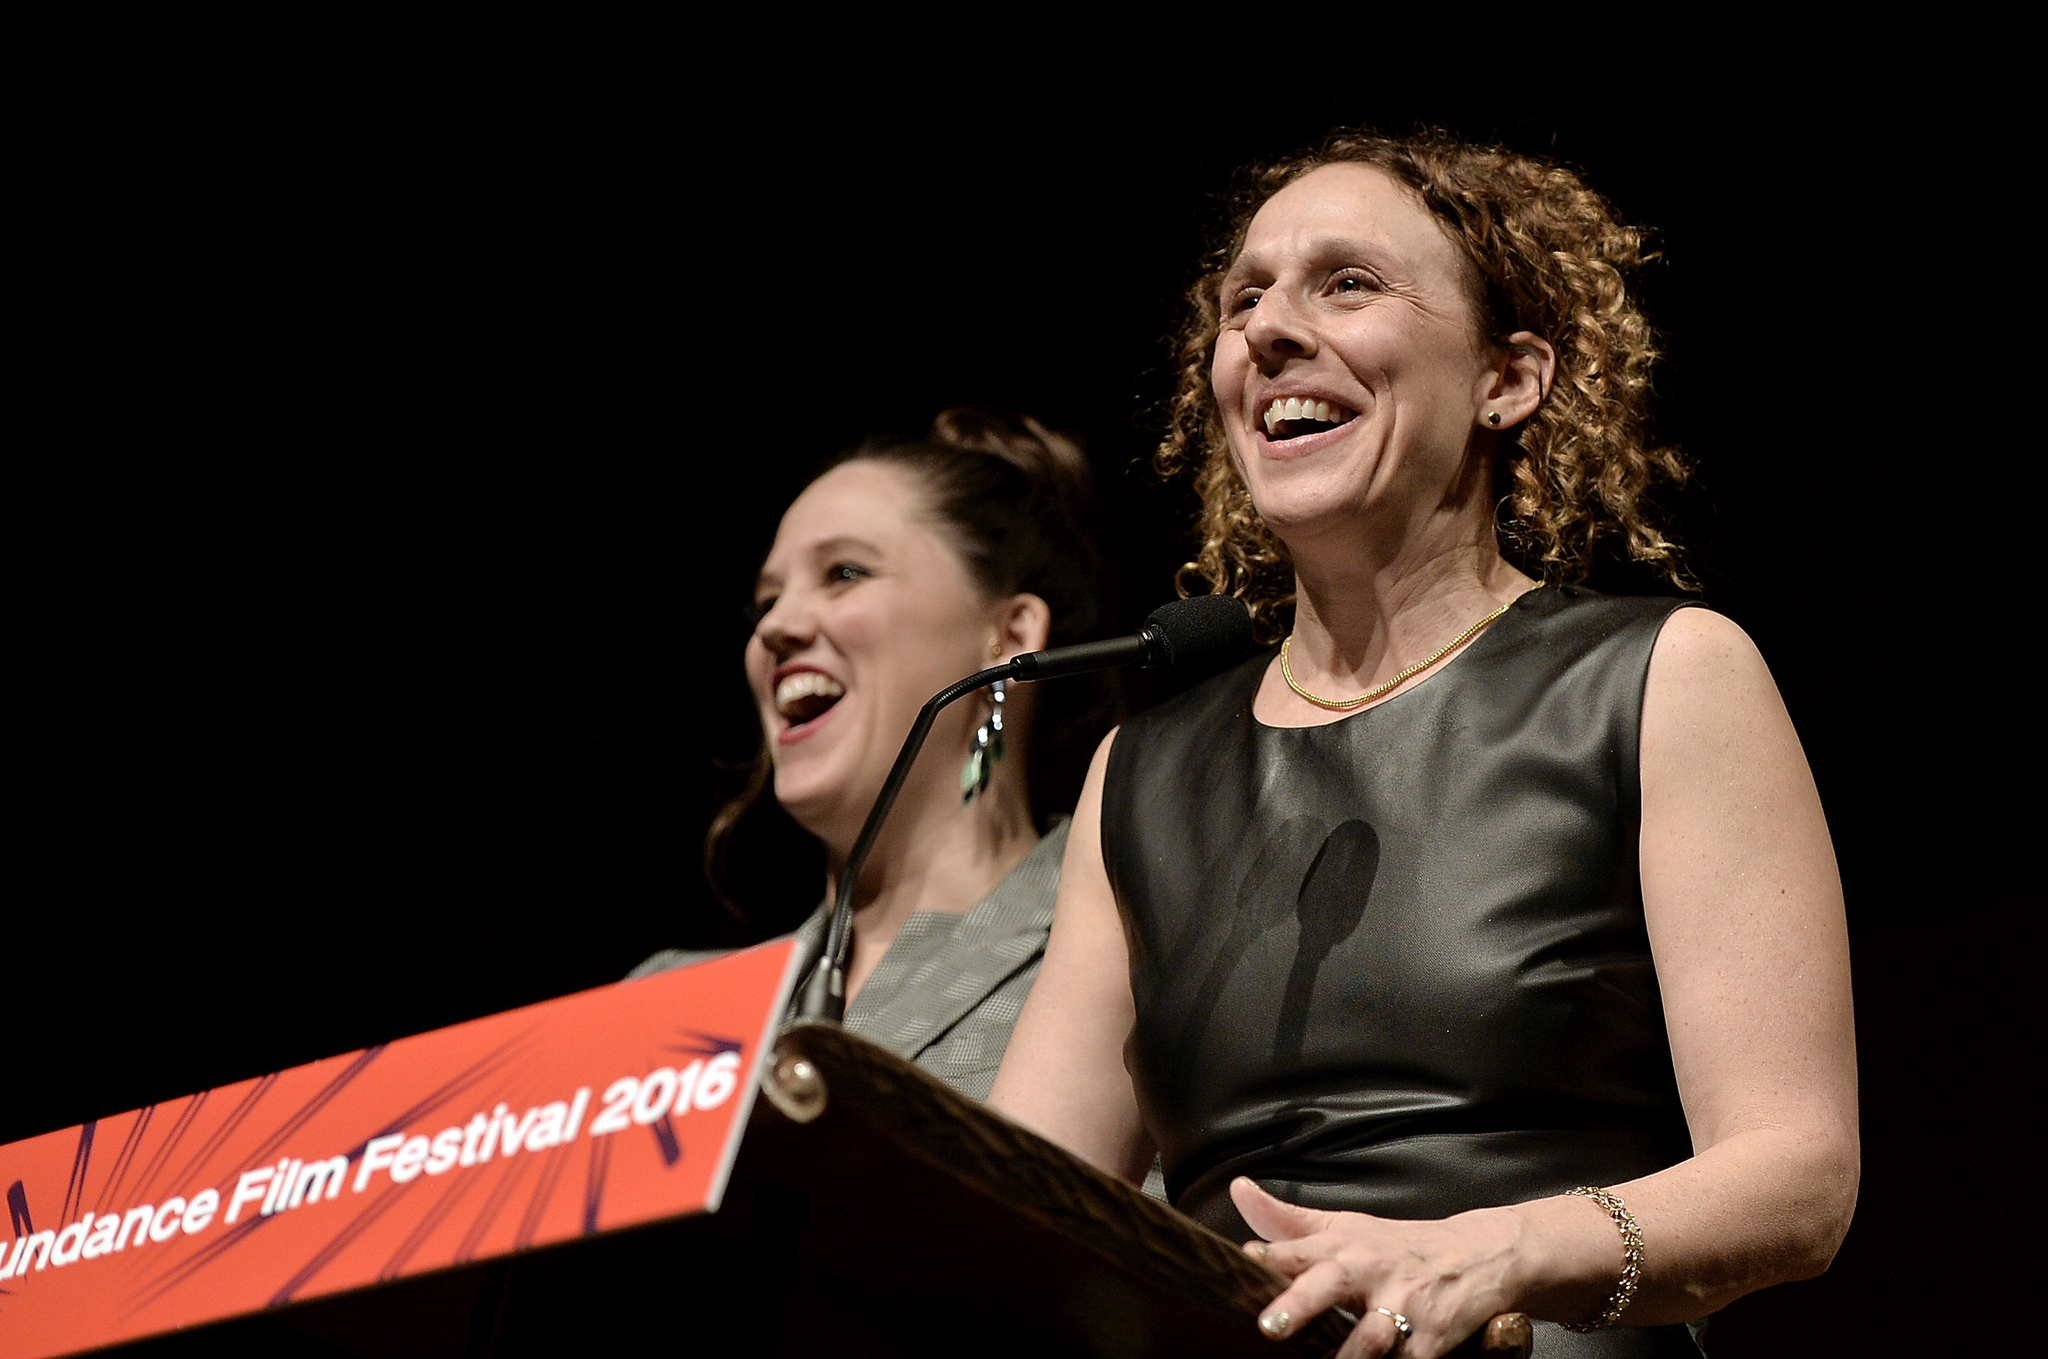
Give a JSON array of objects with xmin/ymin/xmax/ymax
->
[
  {"xmin": 988, "ymin": 729, "xmax": 1155, "ymax": 1182},
  {"xmin": 1610, "ymin": 607, "xmax": 1860, "ymax": 1309},
  {"xmin": 1236, "ymin": 610, "xmax": 1859, "ymax": 1352}
]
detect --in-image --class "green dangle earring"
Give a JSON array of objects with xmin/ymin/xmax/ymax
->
[{"xmin": 961, "ymin": 678, "xmax": 1006, "ymax": 802}]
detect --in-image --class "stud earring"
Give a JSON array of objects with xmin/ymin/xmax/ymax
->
[
  {"xmin": 961, "ymin": 679, "xmax": 1007, "ymax": 802},
  {"xmin": 1486, "ymin": 411, "xmax": 1502, "ymax": 426}
]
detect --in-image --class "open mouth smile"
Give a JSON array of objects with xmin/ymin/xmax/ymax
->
[
  {"xmin": 774, "ymin": 669, "xmax": 845, "ymax": 742},
  {"xmin": 1260, "ymin": 395, "xmax": 1359, "ymax": 442},
  {"xmin": 776, "ymin": 670, "xmax": 844, "ymax": 725}
]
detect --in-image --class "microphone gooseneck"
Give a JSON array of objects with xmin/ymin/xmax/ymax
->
[{"xmin": 792, "ymin": 595, "xmax": 1254, "ymax": 1025}]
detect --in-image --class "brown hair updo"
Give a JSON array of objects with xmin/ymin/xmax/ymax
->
[
  {"xmin": 705, "ymin": 408, "xmax": 1112, "ymax": 929},
  {"xmin": 1159, "ymin": 128, "xmax": 1690, "ymax": 639}
]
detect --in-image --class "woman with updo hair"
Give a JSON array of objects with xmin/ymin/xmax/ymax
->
[
  {"xmin": 638, "ymin": 409, "xmax": 1111, "ymax": 1101},
  {"xmin": 992, "ymin": 131, "xmax": 1857, "ymax": 1356}
]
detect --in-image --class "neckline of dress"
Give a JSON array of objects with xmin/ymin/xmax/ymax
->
[{"xmin": 1249, "ymin": 583, "xmax": 1549, "ymax": 732}]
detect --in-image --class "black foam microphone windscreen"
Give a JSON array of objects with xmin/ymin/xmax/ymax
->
[{"xmin": 1144, "ymin": 595, "xmax": 1256, "ymax": 671}]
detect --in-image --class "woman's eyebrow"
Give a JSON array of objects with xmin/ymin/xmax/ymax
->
[
  {"xmin": 810, "ymin": 535, "xmax": 884, "ymax": 559},
  {"xmin": 1226, "ymin": 238, "xmax": 1402, "ymax": 299},
  {"xmin": 1313, "ymin": 233, "xmax": 1402, "ymax": 266},
  {"xmin": 1221, "ymin": 253, "xmax": 1268, "ymax": 289},
  {"xmin": 754, "ymin": 535, "xmax": 887, "ymax": 593},
  {"xmin": 1235, "ymin": 233, "xmax": 1403, "ymax": 276}
]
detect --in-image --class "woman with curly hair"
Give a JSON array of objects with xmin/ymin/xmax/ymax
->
[{"xmin": 990, "ymin": 131, "xmax": 1856, "ymax": 1357}]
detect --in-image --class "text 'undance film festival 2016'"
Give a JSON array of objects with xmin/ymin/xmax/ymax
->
[{"xmin": 0, "ymin": 940, "xmax": 802, "ymax": 1359}]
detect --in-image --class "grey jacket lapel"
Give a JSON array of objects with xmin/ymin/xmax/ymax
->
[
  {"xmin": 845, "ymin": 821, "xmax": 1066, "ymax": 1060},
  {"xmin": 782, "ymin": 906, "xmax": 830, "ymax": 1018}
]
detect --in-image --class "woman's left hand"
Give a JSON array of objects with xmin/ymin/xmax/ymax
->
[{"xmin": 1233, "ymin": 1177, "xmax": 1522, "ymax": 1359}]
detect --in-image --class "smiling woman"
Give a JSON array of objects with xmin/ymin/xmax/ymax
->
[
  {"xmin": 990, "ymin": 130, "xmax": 1857, "ymax": 1359},
  {"xmin": 636, "ymin": 410, "xmax": 1111, "ymax": 1101},
  {"xmin": 1162, "ymin": 136, "xmax": 1687, "ymax": 642}
]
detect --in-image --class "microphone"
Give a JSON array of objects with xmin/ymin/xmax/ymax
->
[
  {"xmin": 793, "ymin": 595, "xmax": 1255, "ymax": 1024},
  {"xmin": 1007, "ymin": 593, "xmax": 1258, "ymax": 682}
]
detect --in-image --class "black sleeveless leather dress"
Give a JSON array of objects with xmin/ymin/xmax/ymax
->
[{"xmin": 1102, "ymin": 586, "xmax": 1705, "ymax": 1357}]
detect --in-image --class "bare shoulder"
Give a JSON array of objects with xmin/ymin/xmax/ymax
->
[
  {"xmin": 1647, "ymin": 605, "xmax": 1772, "ymax": 688},
  {"xmin": 1641, "ymin": 607, "xmax": 1795, "ymax": 756},
  {"xmin": 1093, "ymin": 723, "xmax": 1122, "ymax": 763},
  {"xmin": 1060, "ymin": 726, "xmax": 1119, "ymax": 897},
  {"xmin": 1637, "ymin": 602, "xmax": 1839, "ymax": 976}
]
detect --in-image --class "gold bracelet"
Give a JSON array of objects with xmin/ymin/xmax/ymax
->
[{"xmin": 1560, "ymin": 1186, "xmax": 1642, "ymax": 1332}]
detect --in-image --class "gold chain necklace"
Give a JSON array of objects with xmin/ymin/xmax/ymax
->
[{"xmin": 1279, "ymin": 588, "xmax": 1531, "ymax": 711}]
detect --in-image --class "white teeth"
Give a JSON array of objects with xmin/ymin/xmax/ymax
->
[
  {"xmin": 1262, "ymin": 396, "xmax": 1353, "ymax": 435},
  {"xmin": 774, "ymin": 671, "xmax": 844, "ymax": 713}
]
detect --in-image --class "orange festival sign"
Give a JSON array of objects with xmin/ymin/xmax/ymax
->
[{"xmin": 0, "ymin": 939, "xmax": 802, "ymax": 1359}]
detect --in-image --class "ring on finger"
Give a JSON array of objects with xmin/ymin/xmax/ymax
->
[{"xmin": 1375, "ymin": 1307, "xmax": 1413, "ymax": 1349}]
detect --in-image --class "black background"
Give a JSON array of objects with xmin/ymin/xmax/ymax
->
[{"xmin": 13, "ymin": 53, "xmax": 2038, "ymax": 1354}]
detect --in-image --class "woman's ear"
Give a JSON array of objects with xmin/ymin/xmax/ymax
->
[
  {"xmin": 994, "ymin": 593, "xmax": 1053, "ymax": 660},
  {"xmin": 1477, "ymin": 331, "xmax": 1556, "ymax": 432}
]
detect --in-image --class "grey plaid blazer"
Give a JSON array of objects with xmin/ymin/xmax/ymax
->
[{"xmin": 632, "ymin": 821, "xmax": 1066, "ymax": 1103}]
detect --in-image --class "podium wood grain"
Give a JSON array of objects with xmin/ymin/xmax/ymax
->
[{"xmin": 747, "ymin": 1021, "xmax": 1531, "ymax": 1358}]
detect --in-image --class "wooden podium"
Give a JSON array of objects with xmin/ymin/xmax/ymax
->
[{"xmin": 174, "ymin": 1022, "xmax": 1530, "ymax": 1358}]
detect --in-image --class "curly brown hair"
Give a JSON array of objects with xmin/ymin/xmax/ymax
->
[{"xmin": 1160, "ymin": 128, "xmax": 1690, "ymax": 638}]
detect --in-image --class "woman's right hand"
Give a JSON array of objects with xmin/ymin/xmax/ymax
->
[{"xmin": 1234, "ymin": 1179, "xmax": 1608, "ymax": 1359}]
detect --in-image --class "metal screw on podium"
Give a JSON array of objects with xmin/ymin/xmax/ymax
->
[{"xmin": 762, "ymin": 1048, "xmax": 828, "ymax": 1124}]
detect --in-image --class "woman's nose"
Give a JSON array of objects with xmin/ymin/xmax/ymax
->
[
  {"xmin": 1242, "ymin": 290, "xmax": 1315, "ymax": 372},
  {"xmin": 754, "ymin": 594, "xmax": 815, "ymax": 660}
]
